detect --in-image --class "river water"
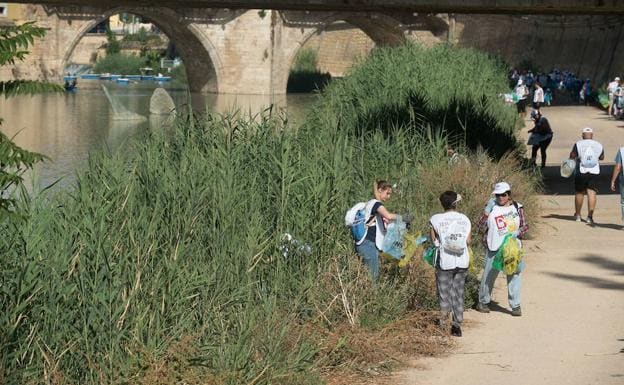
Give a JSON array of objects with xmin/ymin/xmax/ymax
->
[{"xmin": 0, "ymin": 81, "xmax": 315, "ymax": 190}]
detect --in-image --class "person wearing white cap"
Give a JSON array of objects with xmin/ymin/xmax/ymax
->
[
  {"xmin": 609, "ymin": 145, "xmax": 624, "ymax": 222},
  {"xmin": 569, "ymin": 127, "xmax": 604, "ymax": 225},
  {"xmin": 476, "ymin": 182, "xmax": 528, "ymax": 317},
  {"xmin": 607, "ymin": 77, "xmax": 621, "ymax": 117}
]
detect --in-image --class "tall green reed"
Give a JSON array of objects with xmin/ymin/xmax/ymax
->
[{"xmin": 0, "ymin": 43, "xmax": 540, "ymax": 385}]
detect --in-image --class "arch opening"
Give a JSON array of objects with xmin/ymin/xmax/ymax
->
[
  {"xmin": 61, "ymin": 7, "xmax": 220, "ymax": 93},
  {"xmin": 285, "ymin": 15, "xmax": 404, "ymax": 93}
]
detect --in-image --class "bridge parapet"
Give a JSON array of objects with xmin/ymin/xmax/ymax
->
[{"xmin": 11, "ymin": 0, "xmax": 624, "ymax": 15}]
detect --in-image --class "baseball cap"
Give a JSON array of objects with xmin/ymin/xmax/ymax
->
[
  {"xmin": 616, "ymin": 77, "xmax": 621, "ymax": 81},
  {"xmin": 492, "ymin": 182, "xmax": 511, "ymax": 195},
  {"xmin": 582, "ymin": 127, "xmax": 593, "ymax": 134}
]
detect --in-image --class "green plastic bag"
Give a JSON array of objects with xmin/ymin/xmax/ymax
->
[
  {"xmin": 423, "ymin": 246, "xmax": 438, "ymax": 267},
  {"xmin": 492, "ymin": 234, "xmax": 524, "ymax": 275}
]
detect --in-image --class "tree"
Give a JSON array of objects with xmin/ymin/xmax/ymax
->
[{"xmin": 1, "ymin": 22, "xmax": 63, "ymax": 222}]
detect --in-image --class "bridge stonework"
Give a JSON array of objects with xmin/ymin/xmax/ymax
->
[
  {"xmin": 4, "ymin": 6, "xmax": 624, "ymax": 94},
  {"xmin": 1, "ymin": 5, "xmax": 447, "ymax": 94}
]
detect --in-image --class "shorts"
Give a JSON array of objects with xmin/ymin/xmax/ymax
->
[
  {"xmin": 574, "ymin": 173, "xmax": 599, "ymax": 192},
  {"xmin": 516, "ymin": 99, "xmax": 526, "ymax": 113}
]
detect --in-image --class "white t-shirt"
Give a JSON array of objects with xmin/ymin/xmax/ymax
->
[
  {"xmin": 575, "ymin": 139, "xmax": 604, "ymax": 175},
  {"xmin": 608, "ymin": 81, "xmax": 619, "ymax": 95},
  {"xmin": 486, "ymin": 203, "xmax": 522, "ymax": 251},
  {"xmin": 515, "ymin": 85, "xmax": 528, "ymax": 100},
  {"xmin": 429, "ymin": 211, "xmax": 471, "ymax": 270},
  {"xmin": 533, "ymin": 87, "xmax": 544, "ymax": 103}
]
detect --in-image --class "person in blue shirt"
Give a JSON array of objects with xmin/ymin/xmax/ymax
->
[{"xmin": 610, "ymin": 146, "xmax": 624, "ymax": 221}]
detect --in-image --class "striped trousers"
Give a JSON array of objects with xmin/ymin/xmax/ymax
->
[{"xmin": 436, "ymin": 268, "xmax": 468, "ymax": 327}]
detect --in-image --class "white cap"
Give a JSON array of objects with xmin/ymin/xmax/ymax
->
[
  {"xmin": 517, "ymin": 80, "xmax": 523, "ymax": 85},
  {"xmin": 616, "ymin": 77, "xmax": 621, "ymax": 81},
  {"xmin": 582, "ymin": 127, "xmax": 593, "ymax": 134},
  {"xmin": 492, "ymin": 182, "xmax": 511, "ymax": 195}
]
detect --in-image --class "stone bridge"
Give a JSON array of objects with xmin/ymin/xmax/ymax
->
[
  {"xmin": 5, "ymin": 4, "xmax": 624, "ymax": 94},
  {"xmin": 5, "ymin": 5, "xmax": 450, "ymax": 94}
]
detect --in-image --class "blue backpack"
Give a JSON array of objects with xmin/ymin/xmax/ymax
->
[{"xmin": 345, "ymin": 200, "xmax": 377, "ymax": 245}]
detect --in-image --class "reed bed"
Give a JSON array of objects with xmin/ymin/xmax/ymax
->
[
  {"xmin": 305, "ymin": 42, "xmax": 522, "ymax": 158},
  {"xmin": 1, "ymin": 43, "xmax": 540, "ymax": 385}
]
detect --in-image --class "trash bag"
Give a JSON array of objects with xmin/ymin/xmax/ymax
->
[
  {"xmin": 492, "ymin": 234, "xmax": 524, "ymax": 275},
  {"xmin": 422, "ymin": 246, "xmax": 438, "ymax": 267},
  {"xmin": 381, "ymin": 215, "xmax": 406, "ymax": 259},
  {"xmin": 468, "ymin": 247, "xmax": 479, "ymax": 275},
  {"xmin": 560, "ymin": 158, "xmax": 576, "ymax": 178}
]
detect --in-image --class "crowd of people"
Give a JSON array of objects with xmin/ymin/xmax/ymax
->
[{"xmin": 510, "ymin": 68, "xmax": 594, "ymax": 106}]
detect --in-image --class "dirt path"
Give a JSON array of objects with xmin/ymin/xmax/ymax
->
[{"xmin": 399, "ymin": 105, "xmax": 624, "ymax": 385}]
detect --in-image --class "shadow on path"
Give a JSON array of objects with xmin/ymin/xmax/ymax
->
[
  {"xmin": 541, "ymin": 214, "xmax": 624, "ymax": 230},
  {"xmin": 539, "ymin": 164, "xmax": 619, "ymax": 196},
  {"xmin": 544, "ymin": 254, "xmax": 624, "ymax": 291}
]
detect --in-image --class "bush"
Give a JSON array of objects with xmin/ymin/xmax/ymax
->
[
  {"xmin": 288, "ymin": 48, "xmax": 331, "ymax": 93},
  {"xmin": 306, "ymin": 42, "xmax": 522, "ymax": 158},
  {"xmin": 292, "ymin": 48, "xmax": 319, "ymax": 73},
  {"xmin": 93, "ymin": 53, "xmax": 147, "ymax": 75}
]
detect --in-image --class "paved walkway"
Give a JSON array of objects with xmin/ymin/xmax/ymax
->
[{"xmin": 399, "ymin": 105, "xmax": 624, "ymax": 385}]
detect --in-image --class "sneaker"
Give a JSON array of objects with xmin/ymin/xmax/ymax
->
[
  {"xmin": 586, "ymin": 216, "xmax": 594, "ymax": 225},
  {"xmin": 451, "ymin": 325, "xmax": 462, "ymax": 337},
  {"xmin": 575, "ymin": 215, "xmax": 582, "ymax": 222},
  {"xmin": 511, "ymin": 306, "xmax": 522, "ymax": 317},
  {"xmin": 476, "ymin": 302, "xmax": 490, "ymax": 313}
]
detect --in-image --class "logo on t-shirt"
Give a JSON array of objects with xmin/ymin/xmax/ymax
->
[{"xmin": 495, "ymin": 215, "xmax": 506, "ymax": 230}]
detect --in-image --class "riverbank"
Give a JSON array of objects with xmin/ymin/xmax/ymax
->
[{"xmin": 398, "ymin": 105, "xmax": 624, "ymax": 385}]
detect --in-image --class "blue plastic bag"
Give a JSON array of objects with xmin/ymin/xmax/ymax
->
[{"xmin": 381, "ymin": 215, "xmax": 406, "ymax": 259}]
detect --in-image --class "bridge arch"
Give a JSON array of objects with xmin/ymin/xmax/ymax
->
[
  {"xmin": 279, "ymin": 11, "xmax": 448, "ymax": 94},
  {"xmin": 60, "ymin": 7, "xmax": 222, "ymax": 93}
]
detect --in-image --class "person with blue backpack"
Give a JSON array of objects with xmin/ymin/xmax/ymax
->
[{"xmin": 345, "ymin": 180, "xmax": 398, "ymax": 281}]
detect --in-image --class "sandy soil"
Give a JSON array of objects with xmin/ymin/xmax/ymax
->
[{"xmin": 398, "ymin": 105, "xmax": 624, "ymax": 385}]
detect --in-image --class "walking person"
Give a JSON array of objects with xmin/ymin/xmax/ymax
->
[
  {"xmin": 581, "ymin": 79, "xmax": 592, "ymax": 106},
  {"xmin": 610, "ymin": 145, "xmax": 624, "ymax": 222},
  {"xmin": 527, "ymin": 109, "xmax": 553, "ymax": 168},
  {"xmin": 570, "ymin": 127, "xmax": 604, "ymax": 225},
  {"xmin": 476, "ymin": 182, "xmax": 529, "ymax": 317},
  {"xmin": 532, "ymin": 82, "xmax": 544, "ymax": 111},
  {"xmin": 354, "ymin": 180, "xmax": 397, "ymax": 281},
  {"xmin": 514, "ymin": 80, "xmax": 529, "ymax": 119},
  {"xmin": 607, "ymin": 77, "xmax": 620, "ymax": 117},
  {"xmin": 429, "ymin": 191, "xmax": 472, "ymax": 337}
]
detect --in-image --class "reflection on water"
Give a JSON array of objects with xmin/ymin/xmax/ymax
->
[{"xmin": 0, "ymin": 82, "xmax": 315, "ymax": 189}]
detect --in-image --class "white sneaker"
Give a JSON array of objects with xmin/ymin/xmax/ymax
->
[
  {"xmin": 575, "ymin": 215, "xmax": 582, "ymax": 222},
  {"xmin": 586, "ymin": 216, "xmax": 594, "ymax": 225}
]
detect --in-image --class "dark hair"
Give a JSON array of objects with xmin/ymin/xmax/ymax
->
[
  {"xmin": 374, "ymin": 180, "xmax": 392, "ymax": 191},
  {"xmin": 439, "ymin": 190, "xmax": 458, "ymax": 210},
  {"xmin": 373, "ymin": 180, "xmax": 393, "ymax": 200}
]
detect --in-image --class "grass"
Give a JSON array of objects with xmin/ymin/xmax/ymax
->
[{"xmin": 1, "ymin": 42, "xmax": 540, "ymax": 384}]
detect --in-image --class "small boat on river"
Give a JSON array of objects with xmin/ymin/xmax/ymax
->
[
  {"xmin": 116, "ymin": 78, "xmax": 130, "ymax": 84},
  {"xmin": 80, "ymin": 74, "xmax": 100, "ymax": 80},
  {"xmin": 154, "ymin": 76, "xmax": 172, "ymax": 82}
]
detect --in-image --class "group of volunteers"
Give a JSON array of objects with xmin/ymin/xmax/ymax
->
[
  {"xmin": 351, "ymin": 127, "xmax": 624, "ymax": 337},
  {"xmin": 351, "ymin": 180, "xmax": 528, "ymax": 338}
]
